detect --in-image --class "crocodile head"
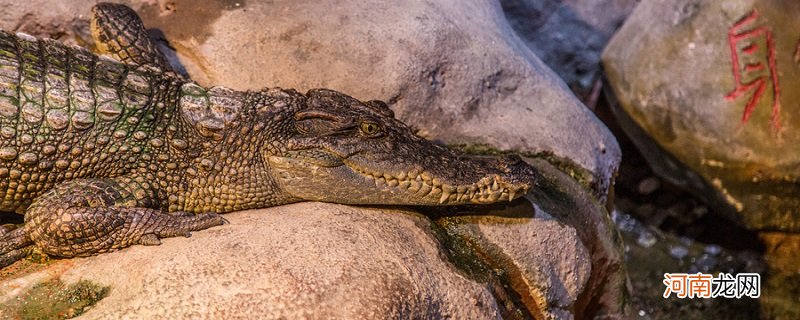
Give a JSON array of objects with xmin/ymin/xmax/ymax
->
[{"xmin": 265, "ymin": 89, "xmax": 537, "ymax": 206}]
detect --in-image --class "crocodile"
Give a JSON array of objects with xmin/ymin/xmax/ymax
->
[{"xmin": 0, "ymin": 3, "xmax": 537, "ymax": 268}]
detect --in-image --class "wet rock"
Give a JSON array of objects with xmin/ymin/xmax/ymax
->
[
  {"xmin": 0, "ymin": 0, "xmax": 619, "ymax": 202},
  {"xmin": 619, "ymin": 215, "xmax": 765, "ymax": 319},
  {"xmin": 439, "ymin": 159, "xmax": 627, "ymax": 319},
  {"xmin": 603, "ymin": 0, "xmax": 800, "ymax": 231},
  {"xmin": 499, "ymin": 0, "xmax": 639, "ymax": 97}
]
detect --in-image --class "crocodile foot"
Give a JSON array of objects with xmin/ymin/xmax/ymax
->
[
  {"xmin": 20, "ymin": 178, "xmax": 228, "ymax": 260},
  {"xmin": 0, "ymin": 227, "xmax": 34, "ymax": 268}
]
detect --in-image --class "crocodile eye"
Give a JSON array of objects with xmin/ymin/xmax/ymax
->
[{"xmin": 359, "ymin": 121, "xmax": 381, "ymax": 136}]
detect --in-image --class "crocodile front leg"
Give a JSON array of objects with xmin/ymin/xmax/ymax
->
[
  {"xmin": 0, "ymin": 178, "xmax": 225, "ymax": 266},
  {"xmin": 0, "ymin": 227, "xmax": 33, "ymax": 267}
]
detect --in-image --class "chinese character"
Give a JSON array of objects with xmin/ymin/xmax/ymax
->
[
  {"xmin": 711, "ymin": 273, "xmax": 738, "ymax": 298},
  {"xmin": 737, "ymin": 273, "xmax": 761, "ymax": 298},
  {"xmin": 663, "ymin": 273, "xmax": 689, "ymax": 298},
  {"xmin": 687, "ymin": 273, "xmax": 713, "ymax": 298},
  {"xmin": 725, "ymin": 9, "xmax": 782, "ymax": 133}
]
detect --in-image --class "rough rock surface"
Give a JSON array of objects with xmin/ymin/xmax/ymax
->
[
  {"xmin": 0, "ymin": 196, "xmax": 621, "ymax": 319},
  {"xmin": 603, "ymin": 0, "xmax": 800, "ymax": 231},
  {"xmin": 499, "ymin": 0, "xmax": 639, "ymax": 95},
  {"xmin": 0, "ymin": 200, "xmax": 613, "ymax": 319},
  {"xmin": 439, "ymin": 158, "xmax": 626, "ymax": 319},
  {"xmin": 0, "ymin": 0, "xmax": 620, "ymax": 202},
  {"xmin": 3, "ymin": 204, "xmax": 501, "ymax": 319}
]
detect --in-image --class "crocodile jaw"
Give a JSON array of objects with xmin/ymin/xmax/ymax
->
[{"xmin": 267, "ymin": 153, "xmax": 534, "ymax": 206}]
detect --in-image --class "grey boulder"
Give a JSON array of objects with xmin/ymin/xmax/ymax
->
[{"xmin": 603, "ymin": 0, "xmax": 800, "ymax": 231}]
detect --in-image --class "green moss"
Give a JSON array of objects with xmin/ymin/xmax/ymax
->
[
  {"xmin": 1, "ymin": 279, "xmax": 109, "ymax": 320},
  {"xmin": 428, "ymin": 219, "xmax": 493, "ymax": 281},
  {"xmin": 448, "ymin": 143, "xmax": 595, "ymax": 191},
  {"xmin": 429, "ymin": 218, "xmax": 532, "ymax": 320}
]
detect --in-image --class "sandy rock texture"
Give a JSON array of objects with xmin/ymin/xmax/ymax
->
[
  {"xmin": 62, "ymin": 204, "xmax": 502, "ymax": 319},
  {"xmin": 603, "ymin": 0, "xmax": 800, "ymax": 231},
  {"xmin": 2, "ymin": 204, "xmax": 501, "ymax": 319}
]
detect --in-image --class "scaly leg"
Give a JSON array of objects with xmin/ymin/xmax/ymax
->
[
  {"xmin": 90, "ymin": 3, "xmax": 178, "ymax": 74},
  {"xmin": 0, "ymin": 178, "xmax": 224, "ymax": 267},
  {"xmin": 0, "ymin": 227, "xmax": 33, "ymax": 268}
]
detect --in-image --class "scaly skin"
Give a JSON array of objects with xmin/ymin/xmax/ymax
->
[
  {"xmin": 90, "ymin": 3, "xmax": 178, "ymax": 75},
  {"xmin": 0, "ymin": 3, "xmax": 537, "ymax": 268}
]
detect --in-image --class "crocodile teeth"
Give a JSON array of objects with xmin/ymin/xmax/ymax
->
[
  {"xmin": 439, "ymin": 190, "xmax": 452, "ymax": 204},
  {"xmin": 420, "ymin": 172, "xmax": 432, "ymax": 182},
  {"xmin": 428, "ymin": 186, "xmax": 441, "ymax": 198},
  {"xmin": 418, "ymin": 183, "xmax": 432, "ymax": 195},
  {"xmin": 352, "ymin": 165, "xmax": 530, "ymax": 205}
]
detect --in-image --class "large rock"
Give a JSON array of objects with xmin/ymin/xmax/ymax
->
[
  {"xmin": 2, "ymin": 204, "xmax": 502, "ymax": 319},
  {"xmin": 0, "ymin": 0, "xmax": 620, "ymax": 202},
  {"xmin": 603, "ymin": 0, "xmax": 800, "ymax": 231},
  {"xmin": 0, "ymin": 161, "xmax": 626, "ymax": 319},
  {"xmin": 438, "ymin": 158, "xmax": 626, "ymax": 319}
]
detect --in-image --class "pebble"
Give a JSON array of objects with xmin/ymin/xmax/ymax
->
[
  {"xmin": 678, "ymin": 236, "xmax": 694, "ymax": 247},
  {"xmin": 636, "ymin": 230, "xmax": 657, "ymax": 248},
  {"xmin": 695, "ymin": 254, "xmax": 717, "ymax": 272},
  {"xmin": 612, "ymin": 210, "xmax": 642, "ymax": 233},
  {"xmin": 704, "ymin": 244, "xmax": 722, "ymax": 256},
  {"xmin": 669, "ymin": 245, "xmax": 689, "ymax": 260},
  {"xmin": 690, "ymin": 205, "xmax": 709, "ymax": 218},
  {"xmin": 637, "ymin": 177, "xmax": 661, "ymax": 195}
]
